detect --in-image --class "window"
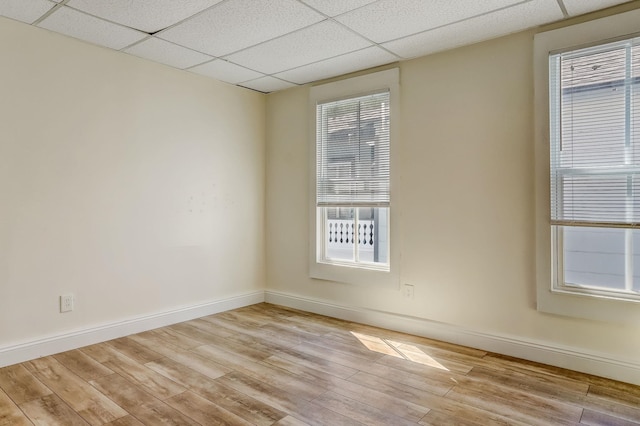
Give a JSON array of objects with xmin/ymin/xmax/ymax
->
[
  {"xmin": 550, "ymin": 36, "xmax": 640, "ymax": 300},
  {"xmin": 535, "ymin": 8, "xmax": 640, "ymax": 323},
  {"xmin": 309, "ymin": 69, "xmax": 399, "ymax": 286},
  {"xmin": 316, "ymin": 92, "xmax": 390, "ymax": 269}
]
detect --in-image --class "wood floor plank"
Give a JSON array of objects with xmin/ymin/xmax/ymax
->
[
  {"xmin": 579, "ymin": 393, "xmax": 640, "ymax": 424},
  {"xmin": 467, "ymin": 365, "xmax": 589, "ymax": 401},
  {"xmin": 312, "ymin": 390, "xmax": 417, "ymax": 426},
  {"xmin": 215, "ymin": 309, "xmax": 271, "ymax": 328},
  {"xmin": 146, "ymin": 355, "xmax": 286, "ymax": 424},
  {"xmin": 125, "ymin": 332, "xmax": 187, "ymax": 359},
  {"xmin": 216, "ymin": 372, "xmax": 365, "ymax": 426},
  {"xmin": 484, "ymin": 353, "xmax": 618, "ymax": 389},
  {"xmin": 164, "ymin": 349, "xmax": 232, "ymax": 380},
  {"xmin": 53, "ymin": 350, "xmax": 114, "ymax": 381},
  {"xmin": 327, "ymin": 372, "xmax": 431, "ymax": 422},
  {"xmin": 193, "ymin": 344, "xmax": 328, "ymax": 401},
  {"xmin": 338, "ymin": 368, "xmax": 531, "ymax": 426},
  {"xmin": 183, "ymin": 318, "xmax": 236, "ymax": 339},
  {"xmin": 165, "ymin": 390, "xmax": 254, "ymax": 426},
  {"xmin": 101, "ymin": 415, "xmax": 145, "ymax": 426},
  {"xmin": 355, "ymin": 361, "xmax": 454, "ymax": 395},
  {"xmin": 213, "ymin": 323, "xmax": 301, "ymax": 356},
  {"xmin": 347, "ymin": 370, "xmax": 451, "ymax": 407},
  {"xmin": 83, "ymin": 345, "xmax": 186, "ymax": 400},
  {"xmin": 0, "ymin": 364, "xmax": 51, "ymax": 405},
  {"xmin": 273, "ymin": 415, "xmax": 311, "ymax": 426},
  {"xmin": 588, "ymin": 384, "xmax": 640, "ymax": 409},
  {"xmin": 20, "ymin": 394, "xmax": 89, "ymax": 426},
  {"xmin": 127, "ymin": 400, "xmax": 200, "ymax": 425},
  {"xmin": 0, "ymin": 387, "xmax": 33, "ymax": 426},
  {"xmin": 283, "ymin": 329, "xmax": 386, "ymax": 362},
  {"xmin": 580, "ymin": 408, "xmax": 640, "ymax": 426},
  {"xmin": 106, "ymin": 337, "xmax": 164, "ymax": 364},
  {"xmin": 259, "ymin": 347, "xmax": 438, "ymax": 423},
  {"xmin": 446, "ymin": 384, "xmax": 583, "ymax": 425},
  {"xmin": 286, "ymin": 338, "xmax": 381, "ymax": 372},
  {"xmin": 186, "ymin": 378, "xmax": 286, "ymax": 426},
  {"xmin": 149, "ymin": 327, "xmax": 208, "ymax": 350},
  {"xmin": 89, "ymin": 373, "xmax": 159, "ymax": 412},
  {"xmin": 419, "ymin": 408, "xmax": 521, "ymax": 426},
  {"xmin": 203, "ymin": 315, "xmax": 305, "ymax": 348},
  {"xmin": 24, "ymin": 357, "xmax": 127, "ymax": 425},
  {"xmin": 167, "ymin": 322, "xmax": 222, "ymax": 345},
  {"xmin": 375, "ymin": 352, "xmax": 467, "ymax": 384},
  {"xmin": 265, "ymin": 348, "xmax": 358, "ymax": 380},
  {"xmin": 145, "ymin": 356, "xmax": 229, "ymax": 389},
  {"xmin": 80, "ymin": 342, "xmax": 119, "ymax": 364}
]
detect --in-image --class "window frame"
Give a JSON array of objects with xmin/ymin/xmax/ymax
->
[
  {"xmin": 534, "ymin": 8, "xmax": 640, "ymax": 324},
  {"xmin": 309, "ymin": 68, "xmax": 400, "ymax": 286}
]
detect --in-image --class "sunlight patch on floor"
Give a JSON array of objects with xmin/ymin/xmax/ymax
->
[{"xmin": 350, "ymin": 331, "xmax": 449, "ymax": 371}]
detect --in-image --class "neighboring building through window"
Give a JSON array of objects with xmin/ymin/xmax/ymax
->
[{"xmin": 549, "ymin": 35, "xmax": 640, "ymax": 300}]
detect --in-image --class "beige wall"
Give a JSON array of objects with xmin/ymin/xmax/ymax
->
[
  {"xmin": 0, "ymin": 17, "xmax": 266, "ymax": 347},
  {"xmin": 266, "ymin": 30, "xmax": 640, "ymax": 363}
]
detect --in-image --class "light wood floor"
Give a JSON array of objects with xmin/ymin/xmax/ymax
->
[{"xmin": 1, "ymin": 303, "xmax": 639, "ymax": 425}]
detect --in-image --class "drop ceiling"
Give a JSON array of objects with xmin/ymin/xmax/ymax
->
[{"xmin": 0, "ymin": 0, "xmax": 633, "ymax": 93}]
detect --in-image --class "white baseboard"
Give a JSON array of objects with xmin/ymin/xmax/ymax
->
[
  {"xmin": 265, "ymin": 290, "xmax": 640, "ymax": 386},
  {"xmin": 0, "ymin": 291, "xmax": 265, "ymax": 368}
]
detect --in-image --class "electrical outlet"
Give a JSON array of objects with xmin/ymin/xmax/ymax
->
[
  {"xmin": 60, "ymin": 294, "xmax": 74, "ymax": 313},
  {"xmin": 403, "ymin": 284, "xmax": 414, "ymax": 299}
]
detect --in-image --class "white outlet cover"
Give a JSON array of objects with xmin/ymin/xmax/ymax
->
[{"xmin": 60, "ymin": 294, "xmax": 74, "ymax": 313}]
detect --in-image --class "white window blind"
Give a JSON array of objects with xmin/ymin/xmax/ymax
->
[
  {"xmin": 550, "ymin": 36, "xmax": 640, "ymax": 228},
  {"xmin": 316, "ymin": 91, "xmax": 390, "ymax": 207}
]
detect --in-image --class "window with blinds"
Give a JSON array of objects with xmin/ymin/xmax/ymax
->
[
  {"xmin": 316, "ymin": 91, "xmax": 390, "ymax": 207},
  {"xmin": 315, "ymin": 91, "xmax": 390, "ymax": 268},
  {"xmin": 549, "ymin": 35, "xmax": 640, "ymax": 296},
  {"xmin": 550, "ymin": 37, "xmax": 640, "ymax": 227}
]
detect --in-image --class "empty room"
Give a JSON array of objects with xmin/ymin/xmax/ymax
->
[{"xmin": 1, "ymin": 0, "xmax": 640, "ymax": 424}]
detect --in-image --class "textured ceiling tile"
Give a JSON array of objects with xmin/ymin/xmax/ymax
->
[
  {"xmin": 336, "ymin": 0, "xmax": 522, "ymax": 43},
  {"xmin": 299, "ymin": 0, "xmax": 378, "ymax": 17},
  {"xmin": 275, "ymin": 46, "xmax": 398, "ymax": 84},
  {"xmin": 65, "ymin": 0, "xmax": 222, "ymax": 33},
  {"xmin": 384, "ymin": 0, "xmax": 563, "ymax": 59},
  {"xmin": 38, "ymin": 6, "xmax": 146, "ymax": 50},
  {"xmin": 189, "ymin": 60, "xmax": 264, "ymax": 84},
  {"xmin": 0, "ymin": 0, "xmax": 54, "ymax": 24},
  {"xmin": 225, "ymin": 20, "xmax": 372, "ymax": 75},
  {"xmin": 240, "ymin": 76, "xmax": 297, "ymax": 93},
  {"xmin": 123, "ymin": 37, "xmax": 212, "ymax": 69},
  {"xmin": 562, "ymin": 0, "xmax": 632, "ymax": 16},
  {"xmin": 158, "ymin": 0, "xmax": 324, "ymax": 57}
]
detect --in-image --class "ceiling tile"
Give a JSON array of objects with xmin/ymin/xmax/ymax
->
[
  {"xmin": 65, "ymin": 0, "xmax": 222, "ymax": 33},
  {"xmin": 158, "ymin": 0, "xmax": 324, "ymax": 57},
  {"xmin": 240, "ymin": 76, "xmax": 297, "ymax": 93},
  {"xmin": 0, "ymin": 0, "xmax": 55, "ymax": 24},
  {"xmin": 275, "ymin": 46, "xmax": 398, "ymax": 84},
  {"xmin": 123, "ymin": 37, "xmax": 212, "ymax": 69},
  {"xmin": 189, "ymin": 60, "xmax": 264, "ymax": 84},
  {"xmin": 562, "ymin": 0, "xmax": 632, "ymax": 16},
  {"xmin": 336, "ymin": 0, "xmax": 522, "ymax": 43},
  {"xmin": 225, "ymin": 20, "xmax": 372, "ymax": 75},
  {"xmin": 299, "ymin": 0, "xmax": 378, "ymax": 17},
  {"xmin": 383, "ymin": 0, "xmax": 563, "ymax": 59},
  {"xmin": 38, "ymin": 6, "xmax": 146, "ymax": 50}
]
